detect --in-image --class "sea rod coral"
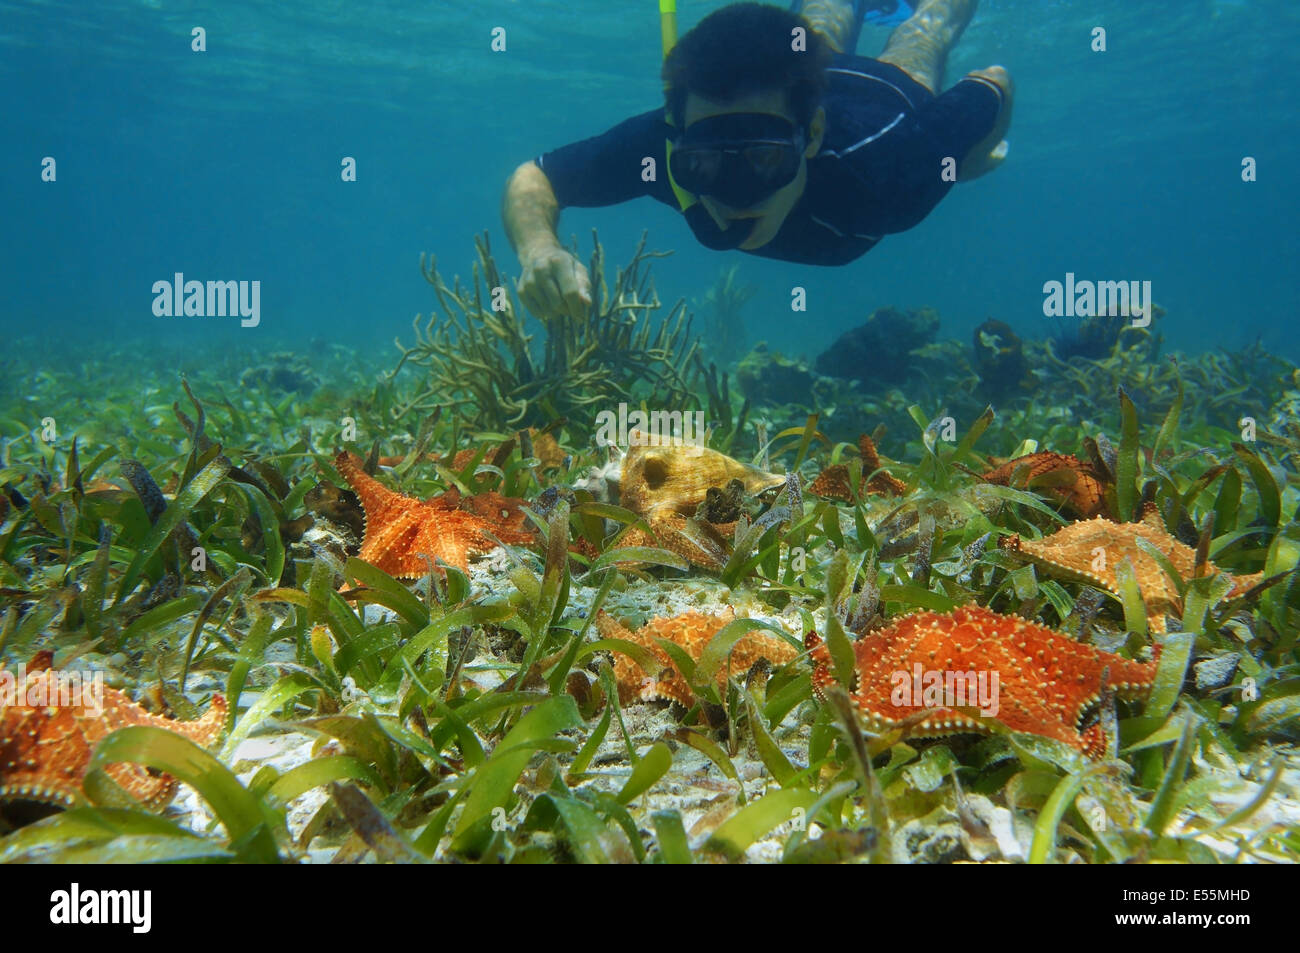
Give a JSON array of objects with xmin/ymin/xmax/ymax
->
[{"xmin": 390, "ymin": 231, "xmax": 702, "ymax": 435}]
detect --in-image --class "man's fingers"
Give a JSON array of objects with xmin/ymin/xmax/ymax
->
[
  {"xmin": 518, "ymin": 264, "xmax": 563, "ymax": 319},
  {"xmin": 559, "ymin": 261, "xmax": 591, "ymax": 319},
  {"xmin": 563, "ymin": 289, "xmax": 586, "ymax": 320},
  {"xmin": 517, "ymin": 276, "xmax": 544, "ymax": 317},
  {"xmin": 543, "ymin": 270, "xmax": 572, "ymax": 319},
  {"xmin": 542, "ymin": 259, "xmax": 586, "ymax": 320},
  {"xmin": 517, "ymin": 253, "xmax": 592, "ymax": 320}
]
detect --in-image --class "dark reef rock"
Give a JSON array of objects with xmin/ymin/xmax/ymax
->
[
  {"xmin": 972, "ymin": 318, "xmax": 1031, "ymax": 399},
  {"xmin": 814, "ymin": 306, "xmax": 939, "ymax": 387},
  {"xmin": 1050, "ymin": 304, "xmax": 1166, "ymax": 362},
  {"xmin": 240, "ymin": 352, "xmax": 319, "ymax": 395},
  {"xmin": 735, "ymin": 342, "xmax": 818, "ymax": 405},
  {"xmin": 1052, "ymin": 312, "xmax": 1126, "ymax": 361}
]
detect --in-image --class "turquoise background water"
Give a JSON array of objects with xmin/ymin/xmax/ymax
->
[{"xmin": 4, "ymin": 0, "xmax": 1297, "ymax": 369}]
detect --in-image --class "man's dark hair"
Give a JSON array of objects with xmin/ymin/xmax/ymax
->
[{"xmin": 663, "ymin": 3, "xmax": 832, "ymax": 130}]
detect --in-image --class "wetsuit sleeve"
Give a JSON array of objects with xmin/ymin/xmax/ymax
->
[
  {"xmin": 913, "ymin": 77, "xmax": 1003, "ymax": 165},
  {"xmin": 534, "ymin": 108, "xmax": 675, "ymax": 209}
]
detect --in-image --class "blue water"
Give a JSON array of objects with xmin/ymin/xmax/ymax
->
[{"xmin": 3, "ymin": 0, "xmax": 1298, "ymax": 368}]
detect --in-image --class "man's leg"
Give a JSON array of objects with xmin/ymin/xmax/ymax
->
[
  {"xmin": 876, "ymin": 0, "xmax": 976, "ymax": 93},
  {"xmin": 793, "ymin": 0, "xmax": 864, "ymax": 54}
]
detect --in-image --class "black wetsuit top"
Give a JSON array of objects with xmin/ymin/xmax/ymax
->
[{"xmin": 534, "ymin": 54, "xmax": 1002, "ymax": 266}]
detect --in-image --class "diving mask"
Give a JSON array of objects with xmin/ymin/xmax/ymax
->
[{"xmin": 670, "ymin": 113, "xmax": 808, "ymax": 209}]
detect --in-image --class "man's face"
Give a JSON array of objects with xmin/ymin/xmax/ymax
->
[{"xmin": 682, "ymin": 89, "xmax": 825, "ymax": 250}]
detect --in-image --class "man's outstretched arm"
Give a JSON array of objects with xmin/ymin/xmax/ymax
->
[
  {"xmin": 503, "ymin": 161, "xmax": 592, "ymax": 320},
  {"xmin": 505, "ymin": 110, "xmax": 675, "ymax": 317}
]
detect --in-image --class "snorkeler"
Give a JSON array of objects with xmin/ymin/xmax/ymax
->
[{"xmin": 503, "ymin": 0, "xmax": 1012, "ymax": 320}]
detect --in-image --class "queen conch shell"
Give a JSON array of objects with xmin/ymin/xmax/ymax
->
[{"xmin": 619, "ymin": 431, "xmax": 786, "ymax": 518}]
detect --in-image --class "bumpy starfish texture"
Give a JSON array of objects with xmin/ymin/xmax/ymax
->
[
  {"xmin": 809, "ymin": 434, "xmax": 907, "ymax": 501},
  {"xmin": 980, "ymin": 451, "xmax": 1108, "ymax": 519},
  {"xmin": 525, "ymin": 429, "xmax": 567, "ymax": 471},
  {"xmin": 437, "ymin": 487, "xmax": 537, "ymax": 546},
  {"xmin": 808, "ymin": 605, "xmax": 1158, "ymax": 759},
  {"xmin": 617, "ymin": 518, "xmax": 732, "ymax": 571},
  {"xmin": 334, "ymin": 451, "xmax": 514, "ymax": 577},
  {"xmin": 595, "ymin": 610, "xmax": 798, "ymax": 707},
  {"xmin": 0, "ymin": 652, "xmax": 227, "ymax": 811},
  {"xmin": 998, "ymin": 509, "xmax": 1262, "ymax": 633},
  {"xmin": 378, "ymin": 429, "xmax": 565, "ymax": 474}
]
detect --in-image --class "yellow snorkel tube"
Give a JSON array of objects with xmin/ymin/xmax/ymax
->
[
  {"xmin": 660, "ymin": 1, "xmax": 698, "ymax": 212},
  {"xmin": 660, "ymin": 0, "xmax": 678, "ymax": 59}
]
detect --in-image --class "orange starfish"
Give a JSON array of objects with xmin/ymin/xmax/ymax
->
[
  {"xmin": 373, "ymin": 449, "xmax": 479, "ymax": 470},
  {"xmin": 809, "ymin": 434, "xmax": 907, "ymax": 501},
  {"xmin": 1, "ymin": 651, "xmax": 227, "ymax": 814},
  {"xmin": 980, "ymin": 451, "xmax": 1109, "ymax": 519},
  {"xmin": 334, "ymin": 451, "xmax": 513, "ymax": 577},
  {"xmin": 594, "ymin": 610, "xmax": 798, "ymax": 707},
  {"xmin": 380, "ymin": 428, "xmax": 565, "ymax": 474},
  {"xmin": 999, "ymin": 508, "xmax": 1262, "ymax": 633},
  {"xmin": 808, "ymin": 605, "xmax": 1158, "ymax": 758},
  {"xmin": 528, "ymin": 430, "xmax": 567, "ymax": 471},
  {"xmin": 436, "ymin": 487, "xmax": 537, "ymax": 546},
  {"xmin": 616, "ymin": 518, "xmax": 732, "ymax": 571}
]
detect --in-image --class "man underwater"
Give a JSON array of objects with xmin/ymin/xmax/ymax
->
[{"xmin": 503, "ymin": 0, "xmax": 1012, "ymax": 319}]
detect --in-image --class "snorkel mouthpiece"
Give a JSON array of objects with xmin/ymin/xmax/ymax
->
[{"xmin": 685, "ymin": 206, "xmax": 759, "ymax": 250}]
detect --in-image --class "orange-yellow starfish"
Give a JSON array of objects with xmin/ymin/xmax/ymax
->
[
  {"xmin": 1, "ymin": 651, "xmax": 227, "ymax": 813},
  {"xmin": 438, "ymin": 487, "xmax": 537, "ymax": 546},
  {"xmin": 999, "ymin": 508, "xmax": 1262, "ymax": 633},
  {"xmin": 808, "ymin": 605, "xmax": 1158, "ymax": 758},
  {"xmin": 809, "ymin": 434, "xmax": 907, "ymax": 501},
  {"xmin": 615, "ymin": 518, "xmax": 732, "ymax": 571},
  {"xmin": 979, "ymin": 451, "xmax": 1109, "ymax": 519},
  {"xmin": 378, "ymin": 429, "xmax": 565, "ymax": 473},
  {"xmin": 595, "ymin": 610, "xmax": 798, "ymax": 706},
  {"xmin": 334, "ymin": 451, "xmax": 527, "ymax": 577}
]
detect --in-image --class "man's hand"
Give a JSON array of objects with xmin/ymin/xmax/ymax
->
[
  {"xmin": 503, "ymin": 161, "xmax": 593, "ymax": 319},
  {"xmin": 959, "ymin": 65, "xmax": 1014, "ymax": 181},
  {"xmin": 517, "ymin": 243, "xmax": 592, "ymax": 320}
]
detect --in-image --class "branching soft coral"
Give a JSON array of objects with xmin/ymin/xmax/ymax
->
[{"xmin": 390, "ymin": 231, "xmax": 702, "ymax": 434}]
